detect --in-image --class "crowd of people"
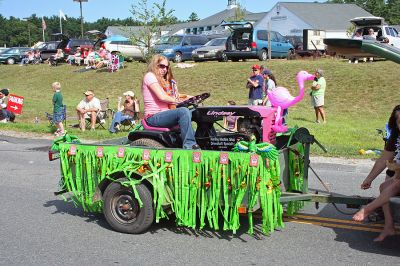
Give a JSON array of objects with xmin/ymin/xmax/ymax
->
[
  {"xmin": 19, "ymin": 46, "xmax": 118, "ymax": 71},
  {"xmin": 245, "ymin": 64, "xmax": 326, "ymax": 124}
]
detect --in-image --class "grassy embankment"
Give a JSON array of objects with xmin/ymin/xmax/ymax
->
[{"xmin": 0, "ymin": 58, "xmax": 399, "ymax": 157}]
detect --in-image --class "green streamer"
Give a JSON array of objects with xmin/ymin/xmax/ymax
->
[{"xmin": 53, "ymin": 134, "xmax": 286, "ymax": 234}]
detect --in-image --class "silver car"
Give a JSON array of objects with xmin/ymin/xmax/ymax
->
[{"xmin": 191, "ymin": 37, "xmax": 227, "ymax": 62}]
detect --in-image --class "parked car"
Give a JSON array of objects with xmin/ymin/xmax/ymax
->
[
  {"xmin": 0, "ymin": 47, "xmax": 31, "ymax": 64},
  {"xmin": 0, "ymin": 47, "xmax": 9, "ymax": 54},
  {"xmin": 192, "ymin": 37, "xmax": 228, "ymax": 62},
  {"xmin": 35, "ymin": 41, "xmax": 61, "ymax": 60},
  {"xmin": 350, "ymin": 17, "xmax": 400, "ymax": 48},
  {"xmin": 52, "ymin": 33, "xmax": 94, "ymax": 56},
  {"xmin": 222, "ymin": 22, "xmax": 294, "ymax": 61},
  {"xmin": 154, "ymin": 34, "xmax": 209, "ymax": 62}
]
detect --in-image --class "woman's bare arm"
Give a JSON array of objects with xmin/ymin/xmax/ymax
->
[{"xmin": 148, "ymin": 82, "xmax": 177, "ymax": 104}]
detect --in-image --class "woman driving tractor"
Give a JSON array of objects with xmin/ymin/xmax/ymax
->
[{"xmin": 142, "ymin": 54, "xmax": 199, "ymax": 149}]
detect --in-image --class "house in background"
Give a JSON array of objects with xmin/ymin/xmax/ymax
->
[
  {"xmin": 106, "ymin": 1, "xmax": 374, "ymax": 46},
  {"xmin": 256, "ymin": 2, "xmax": 373, "ymax": 39},
  {"xmin": 105, "ymin": 0, "xmax": 266, "ymax": 39}
]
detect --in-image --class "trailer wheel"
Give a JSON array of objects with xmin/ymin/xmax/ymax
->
[
  {"xmin": 103, "ymin": 181, "xmax": 154, "ymax": 234},
  {"xmin": 130, "ymin": 138, "xmax": 165, "ymax": 148}
]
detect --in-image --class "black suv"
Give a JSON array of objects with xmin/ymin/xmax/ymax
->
[
  {"xmin": 36, "ymin": 41, "xmax": 61, "ymax": 60},
  {"xmin": 52, "ymin": 33, "xmax": 94, "ymax": 56}
]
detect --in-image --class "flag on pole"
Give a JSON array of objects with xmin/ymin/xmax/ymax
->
[
  {"xmin": 42, "ymin": 17, "xmax": 47, "ymax": 30},
  {"xmin": 59, "ymin": 10, "xmax": 67, "ymax": 21}
]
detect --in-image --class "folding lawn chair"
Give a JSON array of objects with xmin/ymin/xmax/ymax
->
[
  {"xmin": 45, "ymin": 105, "xmax": 67, "ymax": 127},
  {"xmin": 85, "ymin": 98, "xmax": 114, "ymax": 129}
]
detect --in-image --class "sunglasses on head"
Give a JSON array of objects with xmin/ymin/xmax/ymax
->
[{"xmin": 158, "ymin": 64, "xmax": 169, "ymax": 70}]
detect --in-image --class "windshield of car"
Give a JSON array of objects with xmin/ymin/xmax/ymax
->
[
  {"xmin": 205, "ymin": 38, "xmax": 226, "ymax": 46},
  {"xmin": 36, "ymin": 43, "xmax": 47, "ymax": 49},
  {"xmin": 164, "ymin": 36, "xmax": 183, "ymax": 45}
]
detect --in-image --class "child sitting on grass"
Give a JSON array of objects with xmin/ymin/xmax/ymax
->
[{"xmin": 52, "ymin": 82, "xmax": 65, "ymax": 136}]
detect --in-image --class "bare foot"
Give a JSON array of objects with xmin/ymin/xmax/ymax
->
[
  {"xmin": 353, "ymin": 208, "xmax": 370, "ymax": 222},
  {"xmin": 373, "ymin": 227, "xmax": 396, "ymax": 242}
]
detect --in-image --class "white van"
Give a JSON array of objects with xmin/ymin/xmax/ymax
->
[
  {"xmin": 102, "ymin": 40, "xmax": 146, "ymax": 61},
  {"xmin": 350, "ymin": 17, "xmax": 400, "ymax": 48}
]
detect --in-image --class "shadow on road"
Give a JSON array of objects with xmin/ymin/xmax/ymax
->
[
  {"xmin": 44, "ymin": 199, "xmax": 276, "ymax": 241},
  {"xmin": 309, "ymin": 204, "xmax": 400, "ymax": 256},
  {"xmin": 43, "ymin": 199, "xmax": 111, "ymax": 230}
]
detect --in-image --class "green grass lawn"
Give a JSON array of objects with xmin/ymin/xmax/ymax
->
[{"xmin": 0, "ymin": 58, "xmax": 399, "ymax": 157}]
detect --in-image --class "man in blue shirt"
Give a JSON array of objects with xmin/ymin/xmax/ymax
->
[{"xmin": 246, "ymin": 64, "xmax": 264, "ymax": 105}]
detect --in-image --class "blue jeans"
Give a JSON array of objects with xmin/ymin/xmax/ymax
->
[
  {"xmin": 109, "ymin": 111, "xmax": 133, "ymax": 133},
  {"xmin": 146, "ymin": 107, "xmax": 197, "ymax": 149}
]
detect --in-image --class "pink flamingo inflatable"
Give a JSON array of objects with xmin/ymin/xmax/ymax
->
[{"xmin": 267, "ymin": 70, "xmax": 315, "ymax": 133}]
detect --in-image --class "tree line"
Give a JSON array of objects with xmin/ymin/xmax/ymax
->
[{"xmin": 327, "ymin": 0, "xmax": 400, "ymax": 25}]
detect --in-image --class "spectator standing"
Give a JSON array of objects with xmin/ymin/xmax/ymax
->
[
  {"xmin": 76, "ymin": 90, "xmax": 101, "ymax": 131},
  {"xmin": 109, "ymin": 90, "xmax": 137, "ymax": 133},
  {"xmin": 261, "ymin": 69, "xmax": 276, "ymax": 106},
  {"xmin": 310, "ymin": 69, "xmax": 326, "ymax": 124},
  {"xmin": 51, "ymin": 82, "xmax": 65, "ymax": 136},
  {"xmin": 246, "ymin": 64, "xmax": 264, "ymax": 105}
]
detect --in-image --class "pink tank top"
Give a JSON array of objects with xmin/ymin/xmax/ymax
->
[{"xmin": 142, "ymin": 72, "xmax": 170, "ymax": 116}]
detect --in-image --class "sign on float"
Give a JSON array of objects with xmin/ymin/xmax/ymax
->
[{"xmin": 6, "ymin": 94, "xmax": 24, "ymax": 115}]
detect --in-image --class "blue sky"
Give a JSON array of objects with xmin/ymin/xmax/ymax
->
[{"xmin": 0, "ymin": 0, "xmax": 318, "ymax": 22}]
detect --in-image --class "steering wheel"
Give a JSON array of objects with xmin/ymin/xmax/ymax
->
[{"xmin": 176, "ymin": 93, "xmax": 210, "ymax": 108}]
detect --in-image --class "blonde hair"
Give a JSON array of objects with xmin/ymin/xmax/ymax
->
[
  {"xmin": 52, "ymin": 82, "xmax": 61, "ymax": 90},
  {"xmin": 146, "ymin": 54, "xmax": 174, "ymax": 88}
]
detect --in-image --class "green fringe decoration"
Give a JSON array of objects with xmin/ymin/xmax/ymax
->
[
  {"xmin": 56, "ymin": 139, "xmax": 284, "ymax": 235},
  {"xmin": 286, "ymin": 142, "xmax": 306, "ymax": 215}
]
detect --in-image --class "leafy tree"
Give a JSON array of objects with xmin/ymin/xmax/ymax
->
[
  {"xmin": 129, "ymin": 0, "xmax": 176, "ymax": 62},
  {"xmin": 226, "ymin": 4, "xmax": 246, "ymax": 22},
  {"xmin": 188, "ymin": 12, "xmax": 200, "ymax": 22}
]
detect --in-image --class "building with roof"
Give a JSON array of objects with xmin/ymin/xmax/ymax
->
[
  {"xmin": 255, "ymin": 2, "xmax": 373, "ymax": 39},
  {"xmin": 105, "ymin": 0, "xmax": 266, "ymax": 39}
]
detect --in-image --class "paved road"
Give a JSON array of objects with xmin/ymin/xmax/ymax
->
[{"xmin": 0, "ymin": 135, "xmax": 398, "ymax": 265}]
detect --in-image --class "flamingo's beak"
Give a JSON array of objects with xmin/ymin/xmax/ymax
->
[{"xmin": 307, "ymin": 73, "xmax": 316, "ymax": 81}]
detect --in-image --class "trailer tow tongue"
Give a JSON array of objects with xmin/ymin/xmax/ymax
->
[{"xmin": 280, "ymin": 127, "xmax": 373, "ymax": 209}]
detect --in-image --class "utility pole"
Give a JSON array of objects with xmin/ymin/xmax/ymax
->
[
  {"xmin": 22, "ymin": 18, "xmax": 31, "ymax": 47},
  {"xmin": 73, "ymin": 0, "xmax": 88, "ymax": 38}
]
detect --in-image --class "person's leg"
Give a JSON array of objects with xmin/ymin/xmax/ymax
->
[
  {"xmin": 314, "ymin": 107, "xmax": 319, "ymax": 122},
  {"xmin": 353, "ymin": 179, "xmax": 399, "ymax": 222},
  {"xmin": 109, "ymin": 111, "xmax": 122, "ymax": 133},
  {"xmin": 147, "ymin": 108, "xmax": 197, "ymax": 149},
  {"xmin": 318, "ymin": 106, "xmax": 326, "ymax": 123},
  {"xmin": 77, "ymin": 111, "xmax": 85, "ymax": 131},
  {"xmin": 90, "ymin": 112, "xmax": 97, "ymax": 129}
]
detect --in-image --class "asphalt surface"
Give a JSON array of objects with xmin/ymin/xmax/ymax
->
[{"xmin": 0, "ymin": 135, "xmax": 398, "ymax": 265}]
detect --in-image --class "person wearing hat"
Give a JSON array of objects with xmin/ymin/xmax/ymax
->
[
  {"xmin": 0, "ymin": 88, "xmax": 12, "ymax": 122},
  {"xmin": 76, "ymin": 90, "xmax": 101, "ymax": 131},
  {"xmin": 246, "ymin": 64, "xmax": 264, "ymax": 105},
  {"xmin": 109, "ymin": 90, "xmax": 137, "ymax": 133},
  {"xmin": 310, "ymin": 69, "xmax": 326, "ymax": 124}
]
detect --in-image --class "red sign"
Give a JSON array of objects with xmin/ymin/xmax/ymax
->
[
  {"xmin": 192, "ymin": 152, "xmax": 201, "ymax": 163},
  {"xmin": 6, "ymin": 94, "xmax": 24, "ymax": 115},
  {"xmin": 142, "ymin": 149, "xmax": 150, "ymax": 160},
  {"xmin": 250, "ymin": 155, "xmax": 259, "ymax": 167},
  {"xmin": 96, "ymin": 147, "xmax": 104, "ymax": 158},
  {"xmin": 164, "ymin": 152, "xmax": 173, "ymax": 163},
  {"xmin": 219, "ymin": 153, "xmax": 229, "ymax": 165},
  {"xmin": 117, "ymin": 147, "xmax": 125, "ymax": 158}
]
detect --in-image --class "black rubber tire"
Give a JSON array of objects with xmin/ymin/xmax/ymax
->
[
  {"xmin": 287, "ymin": 49, "xmax": 295, "ymax": 60},
  {"xmin": 6, "ymin": 57, "xmax": 15, "ymax": 65},
  {"xmin": 258, "ymin": 49, "xmax": 267, "ymax": 61},
  {"xmin": 130, "ymin": 138, "xmax": 165, "ymax": 148},
  {"xmin": 220, "ymin": 52, "xmax": 228, "ymax": 62},
  {"xmin": 174, "ymin": 52, "xmax": 182, "ymax": 63},
  {"xmin": 103, "ymin": 180, "xmax": 154, "ymax": 234}
]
